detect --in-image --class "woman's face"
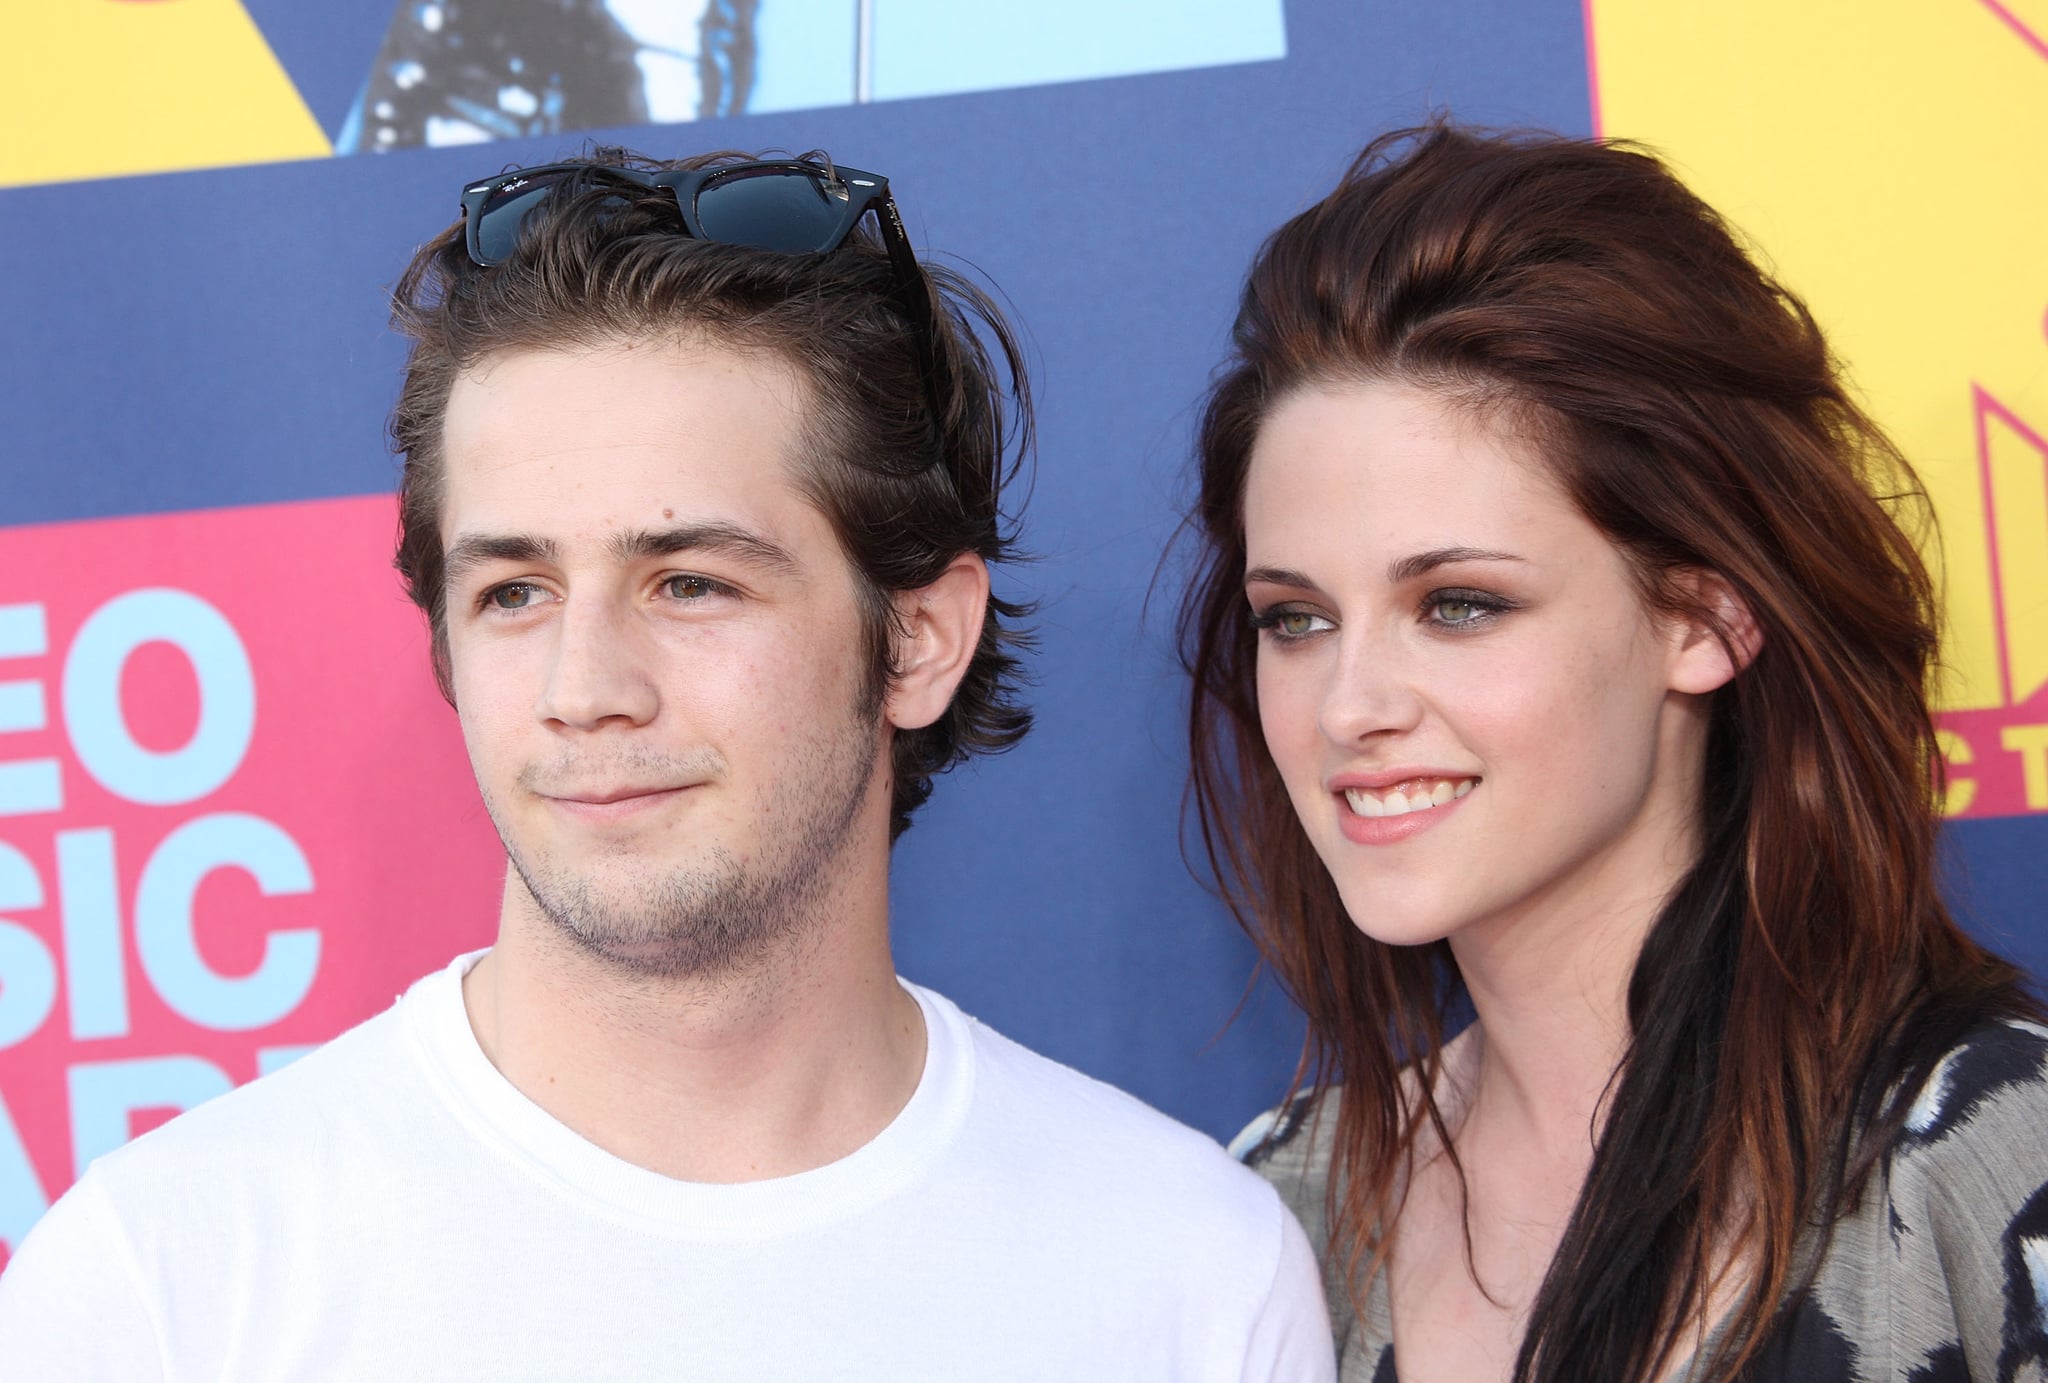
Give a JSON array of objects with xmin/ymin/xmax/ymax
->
[{"xmin": 1244, "ymin": 379, "xmax": 1734, "ymax": 953}]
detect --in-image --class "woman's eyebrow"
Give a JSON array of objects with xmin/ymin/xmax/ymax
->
[
  {"xmin": 1386, "ymin": 546, "xmax": 1524, "ymax": 583},
  {"xmin": 1243, "ymin": 565, "xmax": 1319, "ymax": 592},
  {"xmin": 1243, "ymin": 548, "xmax": 1525, "ymax": 592}
]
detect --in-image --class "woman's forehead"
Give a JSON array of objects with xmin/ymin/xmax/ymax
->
[{"xmin": 1244, "ymin": 380, "xmax": 1577, "ymax": 553}]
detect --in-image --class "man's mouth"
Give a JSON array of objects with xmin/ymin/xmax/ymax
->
[
  {"xmin": 538, "ymin": 785, "xmax": 697, "ymax": 821},
  {"xmin": 554, "ymin": 785, "xmax": 683, "ymax": 806},
  {"xmin": 1341, "ymin": 777, "xmax": 1476, "ymax": 819}
]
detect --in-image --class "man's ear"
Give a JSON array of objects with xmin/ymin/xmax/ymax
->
[
  {"xmin": 884, "ymin": 553, "xmax": 989, "ymax": 731},
  {"xmin": 1668, "ymin": 568, "xmax": 1762, "ymax": 695}
]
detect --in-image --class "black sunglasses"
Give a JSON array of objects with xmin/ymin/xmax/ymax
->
[{"xmin": 459, "ymin": 157, "xmax": 940, "ymax": 413}]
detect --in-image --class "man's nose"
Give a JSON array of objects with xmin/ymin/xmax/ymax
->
[{"xmin": 536, "ymin": 598, "xmax": 658, "ymax": 729}]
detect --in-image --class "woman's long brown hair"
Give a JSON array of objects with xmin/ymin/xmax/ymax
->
[{"xmin": 1181, "ymin": 124, "xmax": 2040, "ymax": 1382}]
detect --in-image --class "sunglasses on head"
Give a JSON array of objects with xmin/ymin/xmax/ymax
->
[{"xmin": 459, "ymin": 156, "xmax": 940, "ymax": 414}]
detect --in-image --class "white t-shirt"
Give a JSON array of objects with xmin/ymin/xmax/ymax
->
[{"xmin": 0, "ymin": 953, "xmax": 1335, "ymax": 1381}]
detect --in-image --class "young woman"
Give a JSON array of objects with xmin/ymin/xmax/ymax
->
[{"xmin": 1182, "ymin": 124, "xmax": 2048, "ymax": 1383}]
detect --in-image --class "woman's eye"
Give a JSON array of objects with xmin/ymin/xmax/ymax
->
[
  {"xmin": 1423, "ymin": 590, "xmax": 1509, "ymax": 629},
  {"xmin": 1252, "ymin": 606, "xmax": 1335, "ymax": 640}
]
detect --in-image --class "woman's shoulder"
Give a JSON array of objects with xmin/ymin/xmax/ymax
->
[
  {"xmin": 1781, "ymin": 1019, "xmax": 2048, "ymax": 1381},
  {"xmin": 1873, "ymin": 1017, "xmax": 2048, "ymax": 1278},
  {"xmin": 1887, "ymin": 1017, "xmax": 2048, "ymax": 1166}
]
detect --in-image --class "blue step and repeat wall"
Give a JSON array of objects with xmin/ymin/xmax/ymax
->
[{"xmin": 1, "ymin": 0, "xmax": 2043, "ymax": 1264}]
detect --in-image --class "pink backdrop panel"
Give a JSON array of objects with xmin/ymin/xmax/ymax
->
[{"xmin": 0, "ymin": 494, "xmax": 504, "ymax": 1262}]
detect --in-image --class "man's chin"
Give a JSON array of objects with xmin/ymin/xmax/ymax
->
[
  {"xmin": 567, "ymin": 929, "xmax": 727, "ymax": 980},
  {"xmin": 514, "ymin": 870, "xmax": 789, "ymax": 981}
]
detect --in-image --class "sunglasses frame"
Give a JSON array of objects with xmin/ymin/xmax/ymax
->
[{"xmin": 459, "ymin": 158, "xmax": 940, "ymax": 420}]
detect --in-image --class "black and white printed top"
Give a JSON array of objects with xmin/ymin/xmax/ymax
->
[{"xmin": 1237, "ymin": 1021, "xmax": 2048, "ymax": 1383}]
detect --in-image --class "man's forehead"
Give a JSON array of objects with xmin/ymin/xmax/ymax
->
[
  {"xmin": 437, "ymin": 338, "xmax": 817, "ymax": 545},
  {"xmin": 446, "ymin": 337, "xmax": 809, "ymax": 443}
]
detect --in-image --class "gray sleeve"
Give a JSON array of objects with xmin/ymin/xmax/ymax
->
[{"xmin": 1881, "ymin": 1026, "xmax": 2048, "ymax": 1382}]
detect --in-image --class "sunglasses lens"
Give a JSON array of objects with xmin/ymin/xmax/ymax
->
[
  {"xmin": 473, "ymin": 171, "xmax": 585, "ymax": 263},
  {"xmin": 694, "ymin": 170, "xmax": 848, "ymax": 254}
]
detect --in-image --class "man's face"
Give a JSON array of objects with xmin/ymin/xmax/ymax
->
[{"xmin": 438, "ymin": 338, "xmax": 887, "ymax": 977}]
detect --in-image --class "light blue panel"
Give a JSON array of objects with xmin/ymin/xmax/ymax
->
[
  {"xmin": 748, "ymin": 0, "xmax": 856, "ymax": 115},
  {"xmin": 873, "ymin": 0, "xmax": 1285, "ymax": 102}
]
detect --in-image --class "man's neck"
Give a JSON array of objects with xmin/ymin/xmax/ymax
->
[{"xmin": 460, "ymin": 886, "xmax": 926, "ymax": 1184}]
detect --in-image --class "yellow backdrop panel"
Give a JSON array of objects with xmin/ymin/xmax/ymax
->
[{"xmin": 1589, "ymin": 0, "xmax": 2048, "ymax": 819}]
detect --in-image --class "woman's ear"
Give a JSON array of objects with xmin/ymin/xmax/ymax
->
[
  {"xmin": 884, "ymin": 553, "xmax": 989, "ymax": 731},
  {"xmin": 1667, "ymin": 569, "xmax": 1762, "ymax": 695}
]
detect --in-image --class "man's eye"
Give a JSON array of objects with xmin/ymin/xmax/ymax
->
[
  {"xmin": 663, "ymin": 574, "xmax": 721, "ymax": 601},
  {"xmin": 485, "ymin": 583, "xmax": 543, "ymax": 611}
]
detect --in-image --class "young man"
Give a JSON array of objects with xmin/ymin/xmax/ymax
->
[{"xmin": 0, "ymin": 153, "xmax": 1334, "ymax": 1379}]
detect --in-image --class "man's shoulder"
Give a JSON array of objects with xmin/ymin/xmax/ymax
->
[
  {"xmin": 86, "ymin": 993, "xmax": 418, "ymax": 1197},
  {"xmin": 12, "ymin": 992, "xmax": 429, "ymax": 1323},
  {"xmin": 962, "ymin": 1004, "xmax": 1243, "ymax": 1159},
  {"xmin": 946, "ymin": 998, "xmax": 1289, "ymax": 1233}
]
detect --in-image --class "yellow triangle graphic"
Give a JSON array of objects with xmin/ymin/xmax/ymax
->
[{"xmin": 1, "ymin": 0, "xmax": 333, "ymax": 189}]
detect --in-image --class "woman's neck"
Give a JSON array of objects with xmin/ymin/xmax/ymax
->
[{"xmin": 1447, "ymin": 792, "xmax": 1702, "ymax": 1157}]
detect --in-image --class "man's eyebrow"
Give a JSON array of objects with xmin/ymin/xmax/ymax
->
[
  {"xmin": 1386, "ymin": 546, "xmax": 1524, "ymax": 583},
  {"xmin": 607, "ymin": 522, "xmax": 800, "ymax": 575},
  {"xmin": 443, "ymin": 533, "xmax": 561, "ymax": 586}
]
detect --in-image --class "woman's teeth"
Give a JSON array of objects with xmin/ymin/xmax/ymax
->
[{"xmin": 1343, "ymin": 778, "xmax": 1475, "ymax": 818}]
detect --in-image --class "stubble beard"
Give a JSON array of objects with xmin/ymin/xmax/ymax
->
[{"xmin": 492, "ymin": 715, "xmax": 882, "ymax": 983}]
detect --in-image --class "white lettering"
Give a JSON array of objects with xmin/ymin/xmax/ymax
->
[
  {"xmin": 135, "ymin": 813, "xmax": 317, "ymax": 1032},
  {"xmin": 57, "ymin": 829, "xmax": 127, "ymax": 1041},
  {"xmin": 0, "ymin": 842, "xmax": 54, "ymax": 1049},
  {"xmin": 62, "ymin": 589, "xmax": 254, "ymax": 806},
  {"xmin": 0, "ymin": 603, "xmax": 60, "ymax": 817}
]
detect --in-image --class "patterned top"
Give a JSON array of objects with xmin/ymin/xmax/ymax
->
[{"xmin": 1237, "ymin": 1021, "xmax": 2048, "ymax": 1383}]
